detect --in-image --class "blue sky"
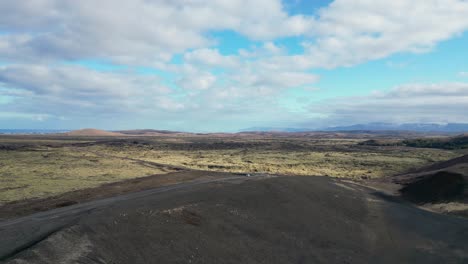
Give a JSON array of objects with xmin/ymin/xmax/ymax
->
[{"xmin": 1, "ymin": 0, "xmax": 468, "ymax": 132}]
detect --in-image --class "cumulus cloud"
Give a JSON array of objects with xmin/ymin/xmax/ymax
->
[
  {"xmin": 310, "ymin": 82, "xmax": 468, "ymax": 125},
  {"xmin": 0, "ymin": 64, "xmax": 172, "ymax": 116},
  {"xmin": 0, "ymin": 64, "xmax": 173, "ymax": 97},
  {"xmin": 2, "ymin": 0, "xmax": 468, "ymax": 68},
  {"xmin": 4, "ymin": 0, "xmax": 466, "ymax": 67},
  {"xmin": 176, "ymin": 69, "xmax": 217, "ymax": 90},
  {"xmin": 231, "ymin": 70, "xmax": 318, "ymax": 89},
  {"xmin": 254, "ymin": 0, "xmax": 468, "ymax": 69},
  {"xmin": 0, "ymin": 0, "xmax": 313, "ymax": 64},
  {"xmin": 1, "ymin": 1, "xmax": 468, "ymax": 130},
  {"xmin": 307, "ymin": 0, "xmax": 468, "ymax": 68},
  {"xmin": 183, "ymin": 49, "xmax": 239, "ymax": 68}
]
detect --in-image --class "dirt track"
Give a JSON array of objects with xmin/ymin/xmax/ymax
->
[
  {"xmin": 1, "ymin": 175, "xmax": 467, "ymax": 264},
  {"xmin": 0, "ymin": 171, "xmax": 240, "ymax": 220}
]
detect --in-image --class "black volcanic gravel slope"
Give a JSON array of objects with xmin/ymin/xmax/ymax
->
[{"xmin": 1, "ymin": 176, "xmax": 468, "ymax": 264}]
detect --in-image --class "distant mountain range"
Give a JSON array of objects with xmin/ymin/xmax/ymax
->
[
  {"xmin": 323, "ymin": 123, "xmax": 468, "ymax": 133},
  {"xmin": 3, "ymin": 123, "xmax": 468, "ymax": 135},
  {"xmin": 241, "ymin": 123, "xmax": 468, "ymax": 133}
]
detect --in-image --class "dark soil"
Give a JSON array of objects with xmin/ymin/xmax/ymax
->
[
  {"xmin": 1, "ymin": 176, "xmax": 467, "ymax": 264},
  {"xmin": 372, "ymin": 154, "xmax": 468, "ymax": 217},
  {"xmin": 400, "ymin": 171, "xmax": 465, "ymax": 203},
  {"xmin": 0, "ymin": 171, "xmax": 236, "ymax": 220},
  {"xmin": 403, "ymin": 154, "xmax": 468, "ymax": 175}
]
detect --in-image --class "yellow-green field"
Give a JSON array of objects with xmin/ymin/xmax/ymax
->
[
  {"xmin": 95, "ymin": 140, "xmax": 459, "ymax": 178},
  {"xmin": 0, "ymin": 135, "xmax": 465, "ymax": 203},
  {"xmin": 0, "ymin": 147, "xmax": 170, "ymax": 204}
]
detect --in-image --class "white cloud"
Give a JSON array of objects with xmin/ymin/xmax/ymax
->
[
  {"xmin": 183, "ymin": 49, "xmax": 239, "ymax": 68},
  {"xmin": 1, "ymin": 0, "xmax": 468, "ymax": 68},
  {"xmin": 0, "ymin": 64, "xmax": 169, "ymax": 98},
  {"xmin": 0, "ymin": 64, "xmax": 172, "ymax": 116},
  {"xmin": 155, "ymin": 97, "xmax": 185, "ymax": 111},
  {"xmin": 0, "ymin": 0, "xmax": 314, "ymax": 65},
  {"xmin": 177, "ymin": 69, "xmax": 217, "ymax": 90},
  {"xmin": 260, "ymin": 0, "xmax": 468, "ymax": 69},
  {"xmin": 459, "ymin": 71, "xmax": 468, "ymax": 77},
  {"xmin": 311, "ymin": 0, "xmax": 468, "ymax": 66},
  {"xmin": 310, "ymin": 82, "xmax": 468, "ymax": 125},
  {"xmin": 2, "ymin": 1, "xmax": 468, "ymax": 69},
  {"xmin": 1, "ymin": 1, "xmax": 468, "ymax": 130},
  {"xmin": 263, "ymin": 42, "xmax": 284, "ymax": 55},
  {"xmin": 231, "ymin": 70, "xmax": 318, "ymax": 89}
]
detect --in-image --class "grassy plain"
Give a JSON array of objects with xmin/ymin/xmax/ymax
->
[
  {"xmin": 0, "ymin": 139, "xmax": 172, "ymax": 203},
  {"xmin": 95, "ymin": 137, "xmax": 462, "ymax": 178},
  {"xmin": 0, "ymin": 134, "xmax": 465, "ymax": 203}
]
